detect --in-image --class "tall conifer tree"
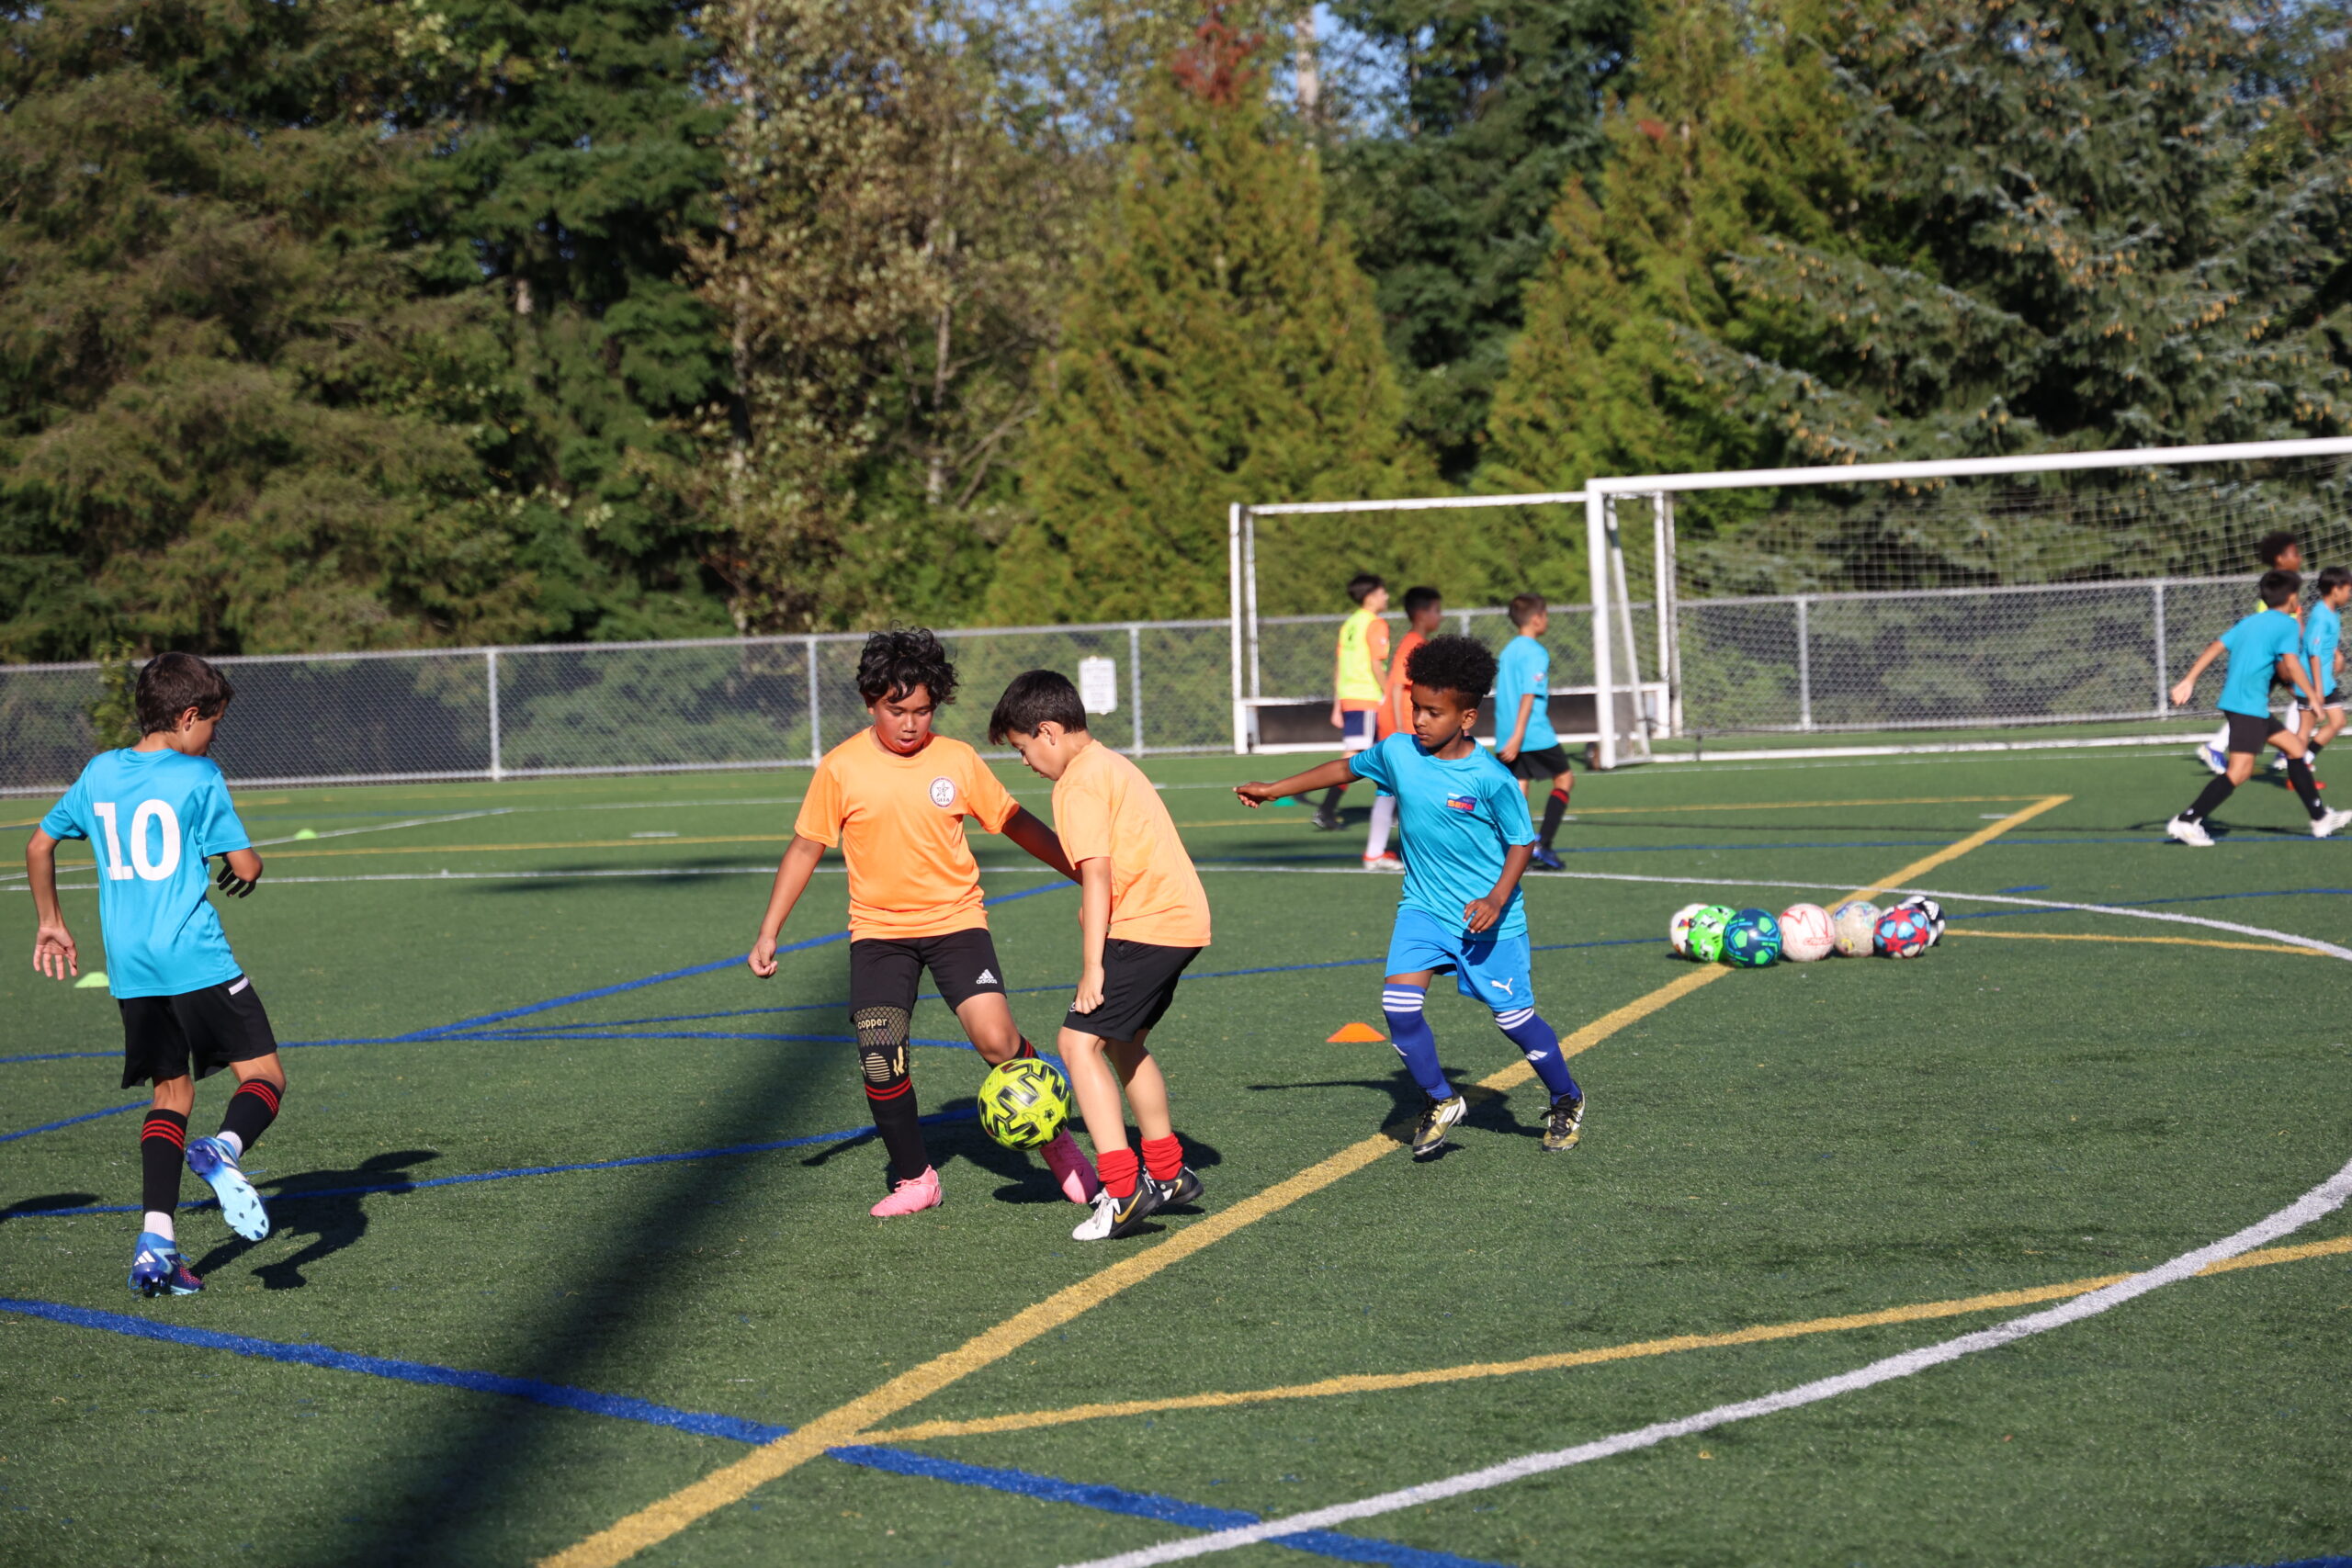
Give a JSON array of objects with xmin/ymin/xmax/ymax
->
[{"xmin": 995, "ymin": 10, "xmax": 1416, "ymax": 622}]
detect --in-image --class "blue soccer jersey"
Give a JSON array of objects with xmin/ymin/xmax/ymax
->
[
  {"xmin": 1494, "ymin": 636, "xmax": 1557, "ymax": 750},
  {"xmin": 1349, "ymin": 733, "xmax": 1537, "ymax": 939},
  {"xmin": 2217, "ymin": 609, "xmax": 2302, "ymax": 717},
  {"xmin": 2305, "ymin": 601, "xmax": 2342, "ymax": 701},
  {"xmin": 40, "ymin": 749, "xmax": 252, "ymax": 998}
]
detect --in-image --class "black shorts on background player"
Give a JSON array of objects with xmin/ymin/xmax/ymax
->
[
  {"xmin": 1067, "ymin": 940, "xmax": 1201, "ymax": 1042},
  {"xmin": 118, "ymin": 976, "xmax": 278, "ymax": 1089},
  {"xmin": 847, "ymin": 927, "xmax": 1009, "ymax": 1015},
  {"xmin": 2225, "ymin": 712, "xmax": 2286, "ymax": 755},
  {"xmin": 1505, "ymin": 744, "xmax": 1573, "ymax": 780}
]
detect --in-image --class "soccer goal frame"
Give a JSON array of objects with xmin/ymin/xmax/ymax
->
[
  {"xmin": 1583, "ymin": 435, "xmax": 2352, "ymax": 769},
  {"xmin": 1225, "ymin": 492, "xmax": 1674, "ymax": 759}
]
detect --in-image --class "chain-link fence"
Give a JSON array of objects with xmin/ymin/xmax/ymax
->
[{"xmin": 0, "ymin": 580, "xmax": 2264, "ymax": 795}]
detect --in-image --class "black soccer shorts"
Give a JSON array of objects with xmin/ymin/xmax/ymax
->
[
  {"xmin": 1065, "ymin": 940, "xmax": 1201, "ymax": 1043},
  {"xmin": 2225, "ymin": 711, "xmax": 2289, "ymax": 756},
  {"xmin": 1505, "ymin": 744, "xmax": 1574, "ymax": 781},
  {"xmin": 118, "ymin": 975, "xmax": 278, "ymax": 1089},
  {"xmin": 846, "ymin": 927, "xmax": 1010, "ymax": 1017}
]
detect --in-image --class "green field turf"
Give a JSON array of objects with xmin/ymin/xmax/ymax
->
[{"xmin": 4, "ymin": 745, "xmax": 2348, "ymax": 1568}]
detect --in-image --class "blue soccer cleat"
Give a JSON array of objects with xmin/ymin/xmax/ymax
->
[
  {"xmin": 129, "ymin": 1233, "xmax": 202, "ymax": 1297},
  {"xmin": 186, "ymin": 1135, "xmax": 270, "ymax": 1241},
  {"xmin": 2196, "ymin": 743, "xmax": 2228, "ymax": 775},
  {"xmin": 1530, "ymin": 845, "xmax": 1566, "ymax": 871}
]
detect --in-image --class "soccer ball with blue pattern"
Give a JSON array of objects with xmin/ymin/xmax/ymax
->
[
  {"xmin": 1874, "ymin": 907, "xmax": 1932, "ymax": 958},
  {"xmin": 1722, "ymin": 908, "xmax": 1782, "ymax": 967},
  {"xmin": 978, "ymin": 1059, "xmax": 1072, "ymax": 1148},
  {"xmin": 1895, "ymin": 895, "xmax": 1946, "ymax": 945}
]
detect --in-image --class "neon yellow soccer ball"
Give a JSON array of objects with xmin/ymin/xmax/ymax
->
[{"xmin": 977, "ymin": 1058, "xmax": 1072, "ymax": 1149}]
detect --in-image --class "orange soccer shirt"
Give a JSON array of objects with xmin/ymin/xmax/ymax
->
[
  {"xmin": 1051, "ymin": 742, "xmax": 1212, "ymax": 949},
  {"xmin": 794, "ymin": 729, "xmax": 1022, "ymax": 940},
  {"xmin": 1377, "ymin": 629, "xmax": 1428, "ymax": 739}
]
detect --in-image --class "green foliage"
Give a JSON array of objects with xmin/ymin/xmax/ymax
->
[
  {"xmin": 87, "ymin": 642, "xmax": 141, "ymax": 749},
  {"xmin": 995, "ymin": 17, "xmax": 1420, "ymax": 622},
  {"xmin": 1328, "ymin": 0, "xmax": 1639, "ymax": 479}
]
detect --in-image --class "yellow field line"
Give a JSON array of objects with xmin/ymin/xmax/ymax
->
[
  {"xmin": 860, "ymin": 1234, "xmax": 2352, "ymax": 1442},
  {"xmin": 1945, "ymin": 930, "xmax": 2323, "ymax": 957},
  {"xmin": 538, "ymin": 794, "xmax": 2070, "ymax": 1568}
]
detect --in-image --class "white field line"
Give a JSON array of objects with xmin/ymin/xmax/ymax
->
[
  {"xmin": 4, "ymin": 864, "xmax": 1065, "ymax": 891},
  {"xmin": 1062, "ymin": 1149, "xmax": 2352, "ymax": 1568},
  {"xmin": 0, "ymin": 807, "xmax": 515, "ymax": 883}
]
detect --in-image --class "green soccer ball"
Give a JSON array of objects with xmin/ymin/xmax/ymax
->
[
  {"xmin": 1686, "ymin": 905, "xmax": 1735, "ymax": 964},
  {"xmin": 977, "ymin": 1058, "xmax": 1072, "ymax": 1149},
  {"xmin": 1722, "ymin": 907, "xmax": 1782, "ymax": 967}
]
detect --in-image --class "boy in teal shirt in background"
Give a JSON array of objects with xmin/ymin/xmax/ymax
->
[
  {"xmin": 2166, "ymin": 571, "xmax": 2350, "ymax": 846},
  {"xmin": 1494, "ymin": 594, "xmax": 1572, "ymax": 871}
]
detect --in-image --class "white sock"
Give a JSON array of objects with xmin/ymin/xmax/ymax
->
[
  {"xmin": 2208, "ymin": 722, "xmax": 2230, "ymax": 750},
  {"xmin": 142, "ymin": 1212, "xmax": 175, "ymax": 1243},
  {"xmin": 1365, "ymin": 795, "xmax": 1396, "ymax": 859},
  {"xmin": 215, "ymin": 1130, "xmax": 244, "ymax": 1158}
]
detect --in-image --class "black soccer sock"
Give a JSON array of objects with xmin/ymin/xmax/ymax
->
[
  {"xmin": 1318, "ymin": 784, "xmax": 1347, "ymax": 818},
  {"xmin": 141, "ymin": 1108, "xmax": 187, "ymax": 1224},
  {"xmin": 854, "ymin": 1005, "xmax": 930, "ymax": 1181},
  {"xmin": 1539, "ymin": 786, "xmax": 1569, "ymax": 847},
  {"xmin": 218, "ymin": 1077, "xmax": 282, "ymax": 1157},
  {"xmin": 2286, "ymin": 757, "xmax": 2325, "ymax": 818},
  {"xmin": 1014, "ymin": 1037, "xmax": 1039, "ymax": 1060},
  {"xmin": 2180, "ymin": 776, "xmax": 2235, "ymax": 824},
  {"xmin": 2311, "ymin": 739, "xmax": 2326, "ymax": 760}
]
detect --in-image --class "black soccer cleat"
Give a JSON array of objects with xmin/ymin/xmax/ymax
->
[
  {"xmin": 1412, "ymin": 1094, "xmax": 1467, "ymax": 1158},
  {"xmin": 1155, "ymin": 1166, "xmax": 1205, "ymax": 1209},
  {"xmin": 1308, "ymin": 808, "xmax": 1342, "ymax": 832},
  {"xmin": 1542, "ymin": 1092, "xmax": 1586, "ymax": 1153},
  {"xmin": 1074, "ymin": 1179, "xmax": 1164, "ymax": 1241}
]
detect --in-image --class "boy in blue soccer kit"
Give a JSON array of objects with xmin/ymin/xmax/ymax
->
[
  {"xmin": 1239, "ymin": 635, "xmax": 1587, "ymax": 1156},
  {"xmin": 25, "ymin": 654, "xmax": 283, "ymax": 1296},
  {"xmin": 2291, "ymin": 565, "xmax": 2347, "ymax": 764},
  {"xmin": 1494, "ymin": 594, "xmax": 1572, "ymax": 871},
  {"xmin": 2165, "ymin": 570, "xmax": 2352, "ymax": 846}
]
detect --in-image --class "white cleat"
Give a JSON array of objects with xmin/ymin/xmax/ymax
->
[
  {"xmin": 2195, "ymin": 744, "xmax": 2228, "ymax": 775},
  {"xmin": 2312, "ymin": 808, "xmax": 2352, "ymax": 840},
  {"xmin": 2165, "ymin": 815, "xmax": 2215, "ymax": 848}
]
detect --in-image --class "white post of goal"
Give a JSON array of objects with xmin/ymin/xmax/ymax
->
[
  {"xmin": 1228, "ymin": 502, "xmax": 1248, "ymax": 754},
  {"xmin": 1586, "ymin": 490, "xmax": 1616, "ymax": 770},
  {"xmin": 1652, "ymin": 492, "xmax": 1677, "ymax": 739}
]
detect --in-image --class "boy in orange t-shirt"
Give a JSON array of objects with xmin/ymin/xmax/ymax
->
[
  {"xmin": 1365, "ymin": 584, "xmax": 1443, "ymax": 870},
  {"xmin": 989, "ymin": 670, "xmax": 1212, "ymax": 1243},
  {"xmin": 748, "ymin": 629, "xmax": 1095, "ymax": 1219}
]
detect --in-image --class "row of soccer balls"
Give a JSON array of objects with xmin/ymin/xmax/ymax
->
[{"xmin": 1669, "ymin": 896, "xmax": 1948, "ymax": 966}]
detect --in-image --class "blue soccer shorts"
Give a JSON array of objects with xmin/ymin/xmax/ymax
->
[{"xmin": 1385, "ymin": 907, "xmax": 1535, "ymax": 1013}]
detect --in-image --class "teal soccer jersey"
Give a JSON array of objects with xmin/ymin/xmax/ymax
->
[
  {"xmin": 1494, "ymin": 636, "xmax": 1558, "ymax": 750},
  {"xmin": 2306, "ymin": 602, "xmax": 2342, "ymax": 700},
  {"xmin": 2217, "ymin": 609, "xmax": 2301, "ymax": 717},
  {"xmin": 1349, "ymin": 733, "xmax": 1538, "ymax": 939},
  {"xmin": 40, "ymin": 750, "xmax": 252, "ymax": 998}
]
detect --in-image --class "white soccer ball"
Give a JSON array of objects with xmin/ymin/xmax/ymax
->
[
  {"xmin": 1831, "ymin": 900, "xmax": 1883, "ymax": 957},
  {"xmin": 1777, "ymin": 902, "xmax": 1837, "ymax": 962},
  {"xmin": 1896, "ymin": 895, "xmax": 1947, "ymax": 945},
  {"xmin": 1668, "ymin": 902, "xmax": 1707, "ymax": 957}
]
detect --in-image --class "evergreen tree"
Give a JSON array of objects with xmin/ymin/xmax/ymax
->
[
  {"xmin": 0, "ymin": 0, "xmax": 534, "ymax": 659},
  {"xmin": 994, "ymin": 12, "xmax": 1418, "ymax": 622},
  {"xmin": 390, "ymin": 0, "xmax": 734, "ymax": 639},
  {"xmin": 1328, "ymin": 0, "xmax": 1639, "ymax": 479}
]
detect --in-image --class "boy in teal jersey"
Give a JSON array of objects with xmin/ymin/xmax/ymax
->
[
  {"xmin": 1238, "ymin": 636, "xmax": 1586, "ymax": 1157},
  {"xmin": 2199, "ymin": 531, "xmax": 2301, "ymax": 773},
  {"xmin": 1494, "ymin": 594, "xmax": 1572, "ymax": 871},
  {"xmin": 2165, "ymin": 570, "xmax": 2351, "ymax": 846},
  {"xmin": 26, "ymin": 654, "xmax": 285, "ymax": 1296},
  {"xmin": 2293, "ymin": 565, "xmax": 2347, "ymax": 764}
]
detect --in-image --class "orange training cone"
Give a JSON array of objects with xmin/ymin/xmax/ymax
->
[{"xmin": 1327, "ymin": 1021, "xmax": 1387, "ymax": 1043}]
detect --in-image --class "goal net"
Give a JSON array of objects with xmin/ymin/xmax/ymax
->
[{"xmin": 1233, "ymin": 437, "xmax": 2352, "ymax": 767}]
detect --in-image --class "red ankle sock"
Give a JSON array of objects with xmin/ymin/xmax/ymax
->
[
  {"xmin": 1097, "ymin": 1147, "xmax": 1139, "ymax": 1199},
  {"xmin": 1141, "ymin": 1135, "xmax": 1184, "ymax": 1183}
]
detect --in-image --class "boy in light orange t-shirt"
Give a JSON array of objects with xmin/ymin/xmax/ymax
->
[
  {"xmin": 748, "ymin": 629, "xmax": 1096, "ymax": 1219},
  {"xmin": 989, "ymin": 670, "xmax": 1211, "ymax": 1243}
]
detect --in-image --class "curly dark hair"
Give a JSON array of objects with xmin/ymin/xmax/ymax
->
[
  {"xmin": 135, "ymin": 651, "xmax": 235, "ymax": 735},
  {"xmin": 856, "ymin": 626, "xmax": 959, "ymax": 708},
  {"xmin": 1405, "ymin": 634, "xmax": 1497, "ymax": 703}
]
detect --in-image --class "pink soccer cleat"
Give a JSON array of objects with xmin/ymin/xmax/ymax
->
[
  {"xmin": 1040, "ymin": 1130, "xmax": 1102, "ymax": 1204},
  {"xmin": 870, "ymin": 1166, "xmax": 943, "ymax": 1218}
]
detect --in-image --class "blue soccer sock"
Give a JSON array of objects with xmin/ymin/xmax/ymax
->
[
  {"xmin": 1496, "ymin": 1007, "xmax": 1580, "ymax": 1100},
  {"xmin": 1381, "ymin": 984, "xmax": 1453, "ymax": 1101}
]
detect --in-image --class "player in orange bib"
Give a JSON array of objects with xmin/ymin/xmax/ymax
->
[{"xmin": 748, "ymin": 629, "xmax": 1098, "ymax": 1218}]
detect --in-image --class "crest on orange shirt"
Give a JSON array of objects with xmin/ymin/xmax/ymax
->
[{"xmin": 929, "ymin": 776, "xmax": 957, "ymax": 808}]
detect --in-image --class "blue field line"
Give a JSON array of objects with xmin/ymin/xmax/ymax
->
[
  {"xmin": 0, "ymin": 1298, "xmax": 1505, "ymax": 1568},
  {"xmin": 0, "ymin": 1100, "xmax": 142, "ymax": 1143},
  {"xmin": 1, "ymin": 1109, "xmax": 983, "ymax": 1222}
]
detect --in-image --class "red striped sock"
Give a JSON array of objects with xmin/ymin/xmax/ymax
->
[
  {"xmin": 1141, "ymin": 1135, "xmax": 1184, "ymax": 1184},
  {"xmin": 220, "ymin": 1077, "xmax": 282, "ymax": 1156},
  {"xmin": 1097, "ymin": 1147, "xmax": 1139, "ymax": 1199}
]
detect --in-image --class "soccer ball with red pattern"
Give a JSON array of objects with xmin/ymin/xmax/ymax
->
[{"xmin": 1873, "ymin": 907, "xmax": 1932, "ymax": 958}]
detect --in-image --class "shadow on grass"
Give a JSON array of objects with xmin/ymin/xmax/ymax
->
[
  {"xmin": 1249, "ymin": 1068, "xmax": 1539, "ymax": 1153},
  {"xmin": 1, "ymin": 1191, "xmax": 100, "ymax": 1220},
  {"xmin": 192, "ymin": 1149, "xmax": 441, "ymax": 1290}
]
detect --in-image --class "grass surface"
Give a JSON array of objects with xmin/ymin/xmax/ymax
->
[{"xmin": 3, "ymin": 746, "xmax": 2348, "ymax": 1568}]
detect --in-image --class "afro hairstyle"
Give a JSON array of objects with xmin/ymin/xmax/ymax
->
[
  {"xmin": 856, "ymin": 626, "xmax": 959, "ymax": 708},
  {"xmin": 1404, "ymin": 634, "xmax": 1498, "ymax": 704}
]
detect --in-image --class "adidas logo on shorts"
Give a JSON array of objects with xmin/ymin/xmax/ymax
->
[{"xmin": 977, "ymin": 969, "xmax": 997, "ymax": 985}]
